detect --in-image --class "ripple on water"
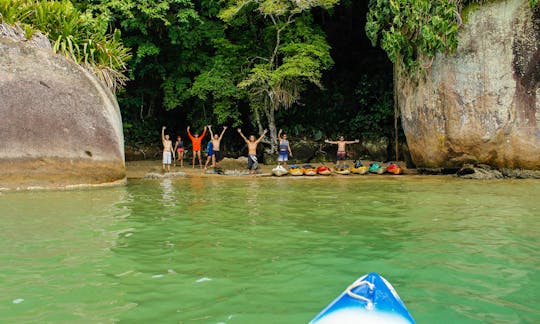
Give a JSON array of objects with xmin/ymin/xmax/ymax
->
[{"xmin": 0, "ymin": 178, "xmax": 539, "ymax": 323}]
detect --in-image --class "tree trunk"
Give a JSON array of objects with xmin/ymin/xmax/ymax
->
[
  {"xmin": 263, "ymin": 105, "xmax": 278, "ymax": 153},
  {"xmin": 253, "ymin": 107, "xmax": 264, "ymax": 135}
]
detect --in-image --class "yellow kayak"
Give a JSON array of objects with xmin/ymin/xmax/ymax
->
[
  {"xmin": 351, "ymin": 166, "xmax": 369, "ymax": 174},
  {"xmin": 289, "ymin": 167, "xmax": 304, "ymax": 176},
  {"xmin": 303, "ymin": 164, "xmax": 317, "ymax": 176},
  {"xmin": 335, "ymin": 168, "xmax": 351, "ymax": 175}
]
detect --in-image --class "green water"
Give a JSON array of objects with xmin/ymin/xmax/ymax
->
[{"xmin": 1, "ymin": 176, "xmax": 539, "ymax": 323}]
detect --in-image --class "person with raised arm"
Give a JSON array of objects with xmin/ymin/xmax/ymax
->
[
  {"xmin": 173, "ymin": 135, "xmax": 184, "ymax": 167},
  {"xmin": 161, "ymin": 126, "xmax": 174, "ymax": 172},
  {"xmin": 187, "ymin": 125, "xmax": 207, "ymax": 169},
  {"xmin": 277, "ymin": 129, "xmax": 293, "ymax": 168},
  {"xmin": 325, "ymin": 136, "xmax": 359, "ymax": 165},
  {"xmin": 237, "ymin": 128, "xmax": 268, "ymax": 175},
  {"xmin": 208, "ymin": 125, "xmax": 228, "ymax": 167}
]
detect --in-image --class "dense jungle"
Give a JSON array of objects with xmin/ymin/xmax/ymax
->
[{"xmin": 2, "ymin": 0, "xmax": 538, "ymax": 162}]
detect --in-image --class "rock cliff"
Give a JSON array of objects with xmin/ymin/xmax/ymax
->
[
  {"xmin": 0, "ymin": 29, "xmax": 125, "ymax": 189},
  {"xmin": 397, "ymin": 0, "xmax": 540, "ymax": 169}
]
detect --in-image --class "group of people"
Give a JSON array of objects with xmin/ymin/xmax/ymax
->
[
  {"xmin": 161, "ymin": 125, "xmax": 227, "ymax": 171},
  {"xmin": 161, "ymin": 126, "xmax": 359, "ymax": 173}
]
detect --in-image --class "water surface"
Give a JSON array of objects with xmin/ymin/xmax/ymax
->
[{"xmin": 1, "ymin": 176, "xmax": 539, "ymax": 323}]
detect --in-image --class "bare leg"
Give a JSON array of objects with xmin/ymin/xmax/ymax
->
[
  {"xmin": 197, "ymin": 152, "xmax": 203, "ymax": 168},
  {"xmin": 192, "ymin": 150, "xmax": 196, "ymax": 168},
  {"xmin": 212, "ymin": 155, "xmax": 216, "ymax": 167},
  {"xmin": 204, "ymin": 155, "xmax": 210, "ymax": 169},
  {"xmin": 180, "ymin": 152, "xmax": 184, "ymax": 167}
]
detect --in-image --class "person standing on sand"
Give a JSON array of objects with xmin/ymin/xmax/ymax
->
[
  {"xmin": 161, "ymin": 126, "xmax": 174, "ymax": 172},
  {"xmin": 174, "ymin": 135, "xmax": 184, "ymax": 167},
  {"xmin": 237, "ymin": 128, "xmax": 268, "ymax": 175},
  {"xmin": 208, "ymin": 125, "xmax": 228, "ymax": 167},
  {"xmin": 277, "ymin": 129, "xmax": 293, "ymax": 168},
  {"xmin": 204, "ymin": 140, "xmax": 214, "ymax": 170},
  {"xmin": 325, "ymin": 136, "xmax": 359, "ymax": 165},
  {"xmin": 187, "ymin": 125, "xmax": 207, "ymax": 168}
]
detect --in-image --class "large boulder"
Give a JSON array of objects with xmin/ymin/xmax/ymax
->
[
  {"xmin": 0, "ymin": 33, "xmax": 125, "ymax": 189},
  {"xmin": 397, "ymin": 0, "xmax": 540, "ymax": 169}
]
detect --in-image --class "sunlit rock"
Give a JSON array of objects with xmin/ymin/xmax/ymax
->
[
  {"xmin": 0, "ymin": 30, "xmax": 125, "ymax": 189},
  {"xmin": 397, "ymin": 0, "xmax": 540, "ymax": 169}
]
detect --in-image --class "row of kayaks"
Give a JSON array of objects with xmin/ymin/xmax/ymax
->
[{"xmin": 272, "ymin": 163, "xmax": 403, "ymax": 177}]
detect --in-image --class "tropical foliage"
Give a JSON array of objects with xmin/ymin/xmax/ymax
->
[
  {"xmin": 3, "ymin": 0, "xmax": 526, "ymax": 159},
  {"xmin": 366, "ymin": 0, "xmax": 539, "ymax": 74},
  {"xmin": 365, "ymin": 0, "xmax": 462, "ymax": 74},
  {"xmin": 0, "ymin": 0, "xmax": 131, "ymax": 92},
  {"xmin": 219, "ymin": 0, "xmax": 338, "ymax": 152}
]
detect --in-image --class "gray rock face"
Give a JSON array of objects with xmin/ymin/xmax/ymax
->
[
  {"xmin": 0, "ymin": 37, "xmax": 125, "ymax": 189},
  {"xmin": 397, "ymin": 0, "xmax": 540, "ymax": 169}
]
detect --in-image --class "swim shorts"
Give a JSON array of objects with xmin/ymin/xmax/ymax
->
[
  {"xmin": 163, "ymin": 151, "xmax": 172, "ymax": 165},
  {"xmin": 248, "ymin": 155, "xmax": 258, "ymax": 170},
  {"xmin": 337, "ymin": 151, "xmax": 346, "ymax": 160},
  {"xmin": 278, "ymin": 151, "xmax": 288, "ymax": 162}
]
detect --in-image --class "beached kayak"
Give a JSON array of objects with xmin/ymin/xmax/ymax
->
[
  {"xmin": 351, "ymin": 165, "xmax": 368, "ymax": 174},
  {"xmin": 303, "ymin": 164, "xmax": 317, "ymax": 176},
  {"xmin": 369, "ymin": 163, "xmax": 386, "ymax": 174},
  {"xmin": 272, "ymin": 165, "xmax": 288, "ymax": 176},
  {"xmin": 289, "ymin": 165, "xmax": 303, "ymax": 176},
  {"xmin": 386, "ymin": 163, "xmax": 403, "ymax": 175},
  {"xmin": 317, "ymin": 166, "xmax": 332, "ymax": 175},
  {"xmin": 334, "ymin": 166, "xmax": 351, "ymax": 175},
  {"xmin": 310, "ymin": 272, "xmax": 415, "ymax": 324}
]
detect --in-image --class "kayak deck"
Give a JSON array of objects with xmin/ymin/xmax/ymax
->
[{"xmin": 310, "ymin": 272, "xmax": 415, "ymax": 324}]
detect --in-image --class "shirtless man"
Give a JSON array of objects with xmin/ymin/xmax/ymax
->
[
  {"xmin": 325, "ymin": 136, "xmax": 359, "ymax": 165},
  {"xmin": 161, "ymin": 126, "xmax": 174, "ymax": 172},
  {"xmin": 208, "ymin": 125, "xmax": 228, "ymax": 167},
  {"xmin": 187, "ymin": 125, "xmax": 207, "ymax": 169},
  {"xmin": 237, "ymin": 128, "xmax": 268, "ymax": 175}
]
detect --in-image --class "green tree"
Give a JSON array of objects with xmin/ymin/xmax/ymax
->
[
  {"xmin": 0, "ymin": 0, "xmax": 131, "ymax": 92},
  {"xmin": 365, "ymin": 0, "xmax": 461, "ymax": 74},
  {"xmin": 220, "ymin": 0, "xmax": 338, "ymax": 152}
]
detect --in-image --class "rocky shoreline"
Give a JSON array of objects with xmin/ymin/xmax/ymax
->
[{"xmin": 127, "ymin": 158, "xmax": 540, "ymax": 180}]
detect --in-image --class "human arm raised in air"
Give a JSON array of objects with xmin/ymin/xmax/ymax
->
[
  {"xmin": 237, "ymin": 128, "xmax": 249, "ymax": 143},
  {"xmin": 161, "ymin": 126, "xmax": 166, "ymax": 143},
  {"xmin": 255, "ymin": 129, "xmax": 268, "ymax": 144},
  {"xmin": 219, "ymin": 126, "xmax": 228, "ymax": 140},
  {"xmin": 187, "ymin": 126, "xmax": 195, "ymax": 141},
  {"xmin": 200, "ymin": 126, "xmax": 207, "ymax": 139},
  {"xmin": 208, "ymin": 125, "xmax": 214, "ymax": 139}
]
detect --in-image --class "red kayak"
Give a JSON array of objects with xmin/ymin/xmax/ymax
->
[
  {"xmin": 317, "ymin": 165, "xmax": 331, "ymax": 175},
  {"xmin": 387, "ymin": 163, "xmax": 403, "ymax": 175}
]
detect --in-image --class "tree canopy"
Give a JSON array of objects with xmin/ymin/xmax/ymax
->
[{"xmin": 4, "ymin": 0, "xmax": 529, "ymax": 160}]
